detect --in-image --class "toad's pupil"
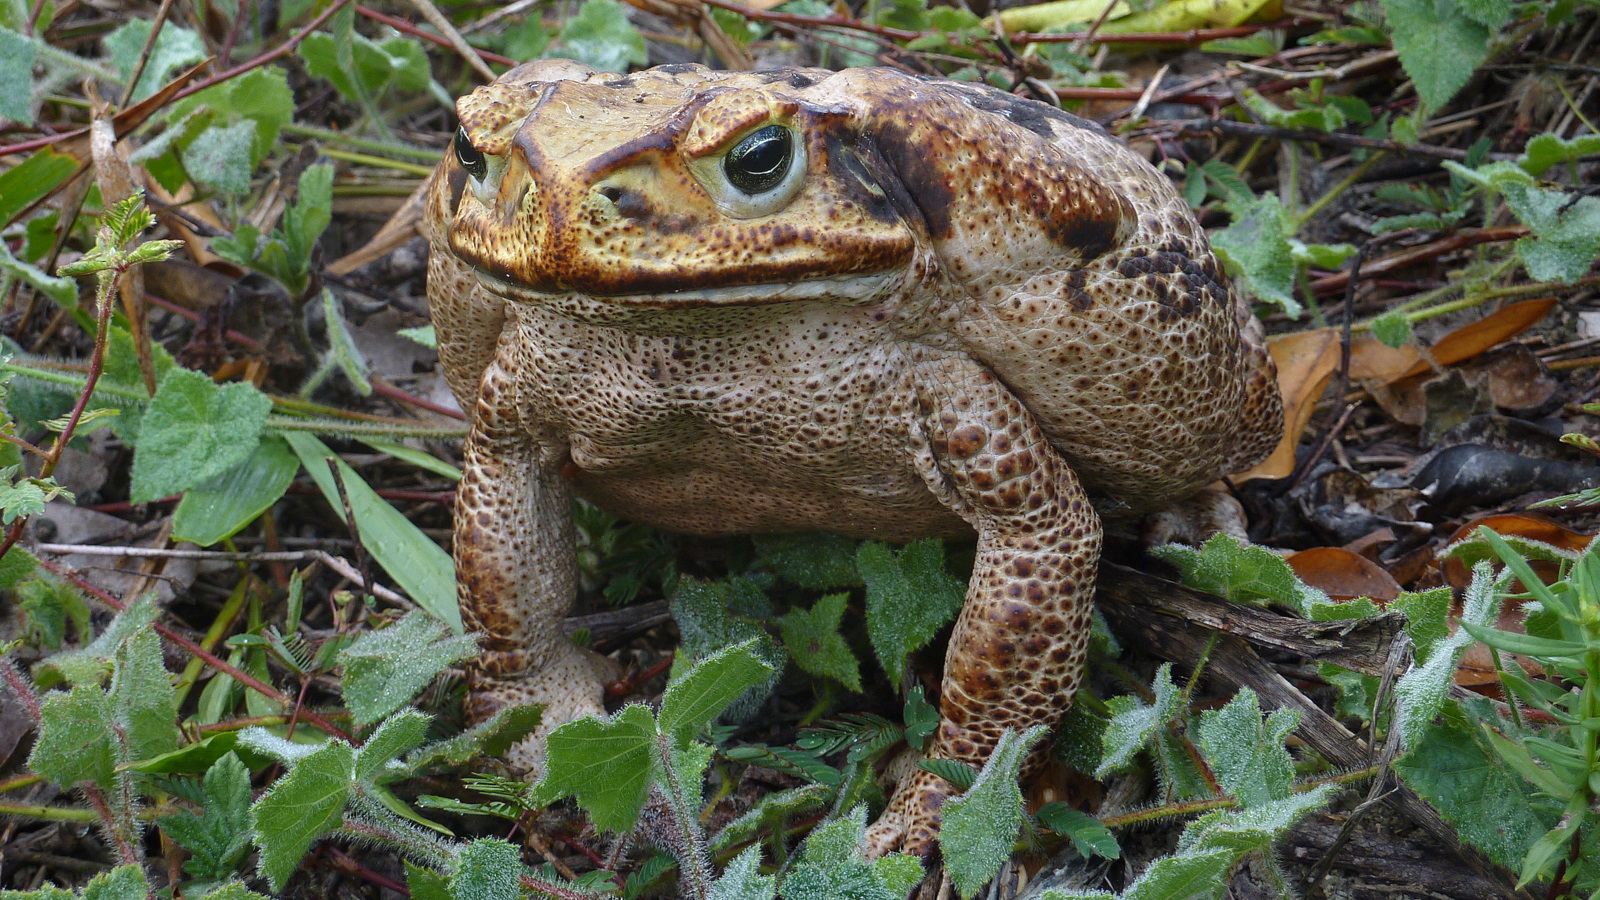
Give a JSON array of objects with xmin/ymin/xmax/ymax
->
[
  {"xmin": 455, "ymin": 128, "xmax": 488, "ymax": 181},
  {"xmin": 724, "ymin": 125, "xmax": 793, "ymax": 194}
]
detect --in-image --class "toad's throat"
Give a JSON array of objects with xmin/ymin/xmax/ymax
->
[{"xmin": 478, "ymin": 270, "xmax": 901, "ymax": 309}]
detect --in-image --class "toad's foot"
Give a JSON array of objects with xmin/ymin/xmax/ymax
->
[
  {"xmin": 465, "ymin": 644, "xmax": 620, "ymax": 774},
  {"xmin": 1141, "ymin": 487, "xmax": 1249, "ymax": 547},
  {"xmin": 863, "ymin": 768, "xmax": 950, "ymax": 858}
]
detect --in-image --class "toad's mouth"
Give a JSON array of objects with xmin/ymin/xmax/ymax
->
[{"xmin": 474, "ymin": 269, "xmax": 902, "ymax": 310}]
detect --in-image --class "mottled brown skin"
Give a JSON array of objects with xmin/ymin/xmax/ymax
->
[{"xmin": 424, "ymin": 61, "xmax": 1282, "ymax": 858}]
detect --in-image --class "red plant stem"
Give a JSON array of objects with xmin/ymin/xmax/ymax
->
[
  {"xmin": 323, "ymin": 847, "xmax": 411, "ymax": 895},
  {"xmin": 81, "ymin": 785, "xmax": 141, "ymax": 866},
  {"xmin": 33, "ymin": 557, "xmax": 354, "ymax": 743},
  {"xmin": 0, "ymin": 658, "xmax": 42, "ymax": 722},
  {"xmin": 1308, "ymin": 226, "xmax": 1531, "ymax": 296},
  {"xmin": 355, "ymin": 5, "xmax": 516, "ymax": 69}
]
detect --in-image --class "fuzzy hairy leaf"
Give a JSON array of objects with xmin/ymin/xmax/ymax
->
[
  {"xmin": 1097, "ymin": 663, "xmax": 1180, "ymax": 778},
  {"xmin": 1195, "ymin": 690, "xmax": 1298, "ymax": 807},
  {"xmin": 250, "ymin": 740, "xmax": 355, "ymax": 890},
  {"xmin": 943, "ymin": 726, "xmax": 1047, "ymax": 899},
  {"xmin": 756, "ymin": 532, "xmax": 863, "ymax": 589},
  {"xmin": 859, "ymin": 539, "xmax": 965, "ymax": 688},
  {"xmin": 658, "ymin": 639, "xmax": 774, "ymax": 744},
  {"xmin": 131, "ymin": 368, "xmax": 271, "ymax": 502},
  {"xmin": 181, "ymin": 120, "xmax": 257, "ymax": 194},
  {"xmin": 556, "ymin": 0, "xmax": 647, "ymax": 73},
  {"xmin": 337, "ymin": 611, "xmax": 476, "ymax": 725},
  {"xmin": 1394, "ymin": 561, "xmax": 1503, "ymax": 750},
  {"xmin": 780, "ymin": 807, "xmax": 923, "ymax": 900},
  {"xmin": 450, "ymin": 839, "xmax": 522, "ymax": 900},
  {"xmin": 161, "ymin": 753, "xmax": 253, "ymax": 880},
  {"xmin": 670, "ymin": 576, "xmax": 784, "ymax": 720},
  {"xmin": 1035, "ymin": 803, "xmax": 1120, "ymax": 859},
  {"xmin": 778, "ymin": 592, "xmax": 862, "ymax": 691},
  {"xmin": 354, "ymin": 709, "xmax": 432, "ymax": 783},
  {"xmin": 1149, "ymin": 534, "xmax": 1326, "ymax": 615},
  {"xmin": 711, "ymin": 847, "xmax": 777, "ymax": 900},
  {"xmin": 1211, "ymin": 194, "xmax": 1298, "ymax": 316},
  {"xmin": 110, "ymin": 629, "xmax": 179, "ymax": 763},
  {"xmin": 103, "ymin": 19, "xmax": 205, "ymax": 102},
  {"xmin": 1381, "ymin": 0, "xmax": 1489, "ymax": 111},
  {"xmin": 534, "ymin": 704, "xmax": 657, "ymax": 833},
  {"xmin": 29, "ymin": 683, "xmax": 115, "ymax": 788},
  {"xmin": 0, "ymin": 26, "xmax": 34, "ymax": 124}
]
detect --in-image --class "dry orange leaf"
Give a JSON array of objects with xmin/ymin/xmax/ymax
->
[
  {"xmin": 1237, "ymin": 329, "xmax": 1340, "ymax": 481},
  {"xmin": 1287, "ymin": 547, "xmax": 1402, "ymax": 603},
  {"xmin": 1440, "ymin": 511, "xmax": 1594, "ymax": 590},
  {"xmin": 1351, "ymin": 297, "xmax": 1558, "ymax": 386}
]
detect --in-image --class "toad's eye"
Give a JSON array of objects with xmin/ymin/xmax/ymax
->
[
  {"xmin": 723, "ymin": 125, "xmax": 793, "ymax": 195},
  {"xmin": 454, "ymin": 128, "xmax": 487, "ymax": 181}
]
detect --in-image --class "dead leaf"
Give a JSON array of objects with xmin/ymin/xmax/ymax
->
[
  {"xmin": 1439, "ymin": 511, "xmax": 1594, "ymax": 590},
  {"xmin": 1287, "ymin": 547, "xmax": 1402, "ymax": 602},
  {"xmin": 1237, "ymin": 329, "xmax": 1341, "ymax": 480},
  {"xmin": 1460, "ymin": 344, "xmax": 1558, "ymax": 411}
]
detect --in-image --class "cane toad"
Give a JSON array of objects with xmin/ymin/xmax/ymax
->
[{"xmin": 424, "ymin": 61, "xmax": 1282, "ymax": 857}]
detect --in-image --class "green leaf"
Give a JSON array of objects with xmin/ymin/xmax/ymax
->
[
  {"xmin": 1368, "ymin": 310, "xmax": 1413, "ymax": 348},
  {"xmin": 72, "ymin": 866, "xmax": 148, "ymax": 900},
  {"xmin": 1393, "ymin": 561, "xmax": 1502, "ymax": 750},
  {"xmin": 1097, "ymin": 663, "xmax": 1179, "ymax": 778},
  {"xmin": 450, "ymin": 839, "xmax": 523, "ymax": 900},
  {"xmin": 0, "ymin": 471, "xmax": 46, "ymax": 523},
  {"xmin": 304, "ymin": 290, "xmax": 371, "ymax": 395},
  {"xmin": 1149, "ymin": 534, "xmax": 1325, "ymax": 615},
  {"xmin": 533, "ymin": 703, "xmax": 657, "ymax": 834},
  {"xmin": 711, "ymin": 846, "xmax": 777, "ymax": 900},
  {"xmin": 1120, "ymin": 849, "xmax": 1234, "ymax": 900},
  {"xmin": 354, "ymin": 709, "xmax": 432, "ymax": 782},
  {"xmin": 1516, "ymin": 133, "xmax": 1600, "ymax": 177},
  {"xmin": 903, "ymin": 685, "xmax": 938, "ymax": 751},
  {"xmin": 285, "ymin": 432, "xmax": 460, "ymax": 629},
  {"xmin": 286, "ymin": 164, "xmax": 334, "ymax": 271},
  {"xmin": 397, "ymin": 325, "xmax": 437, "ymax": 349},
  {"xmin": 943, "ymin": 726, "xmax": 1047, "ymax": 899},
  {"xmin": 1456, "ymin": 622, "xmax": 1589, "ymax": 660},
  {"xmin": 1034, "ymin": 803, "xmax": 1120, "ymax": 859},
  {"xmin": 406, "ymin": 704, "xmax": 543, "ymax": 769},
  {"xmin": 337, "ymin": 611, "xmax": 476, "ymax": 725},
  {"xmin": 859, "ymin": 539, "xmax": 965, "ymax": 688},
  {"xmin": 407, "ymin": 862, "xmax": 452, "ymax": 900},
  {"xmin": 130, "ymin": 367, "xmax": 271, "ymax": 502},
  {"xmin": 556, "ymin": 0, "xmax": 646, "ymax": 72},
  {"xmin": 658, "ymin": 639, "xmax": 775, "ymax": 744},
  {"xmin": 29, "ymin": 683, "xmax": 116, "ymax": 788},
  {"xmin": 173, "ymin": 436, "xmax": 299, "ymax": 546},
  {"xmin": 670, "ymin": 576, "xmax": 784, "ymax": 720},
  {"xmin": 111, "ymin": 629, "xmax": 179, "ymax": 763},
  {"xmin": 1196, "ymin": 690, "xmax": 1298, "ymax": 806},
  {"xmin": 780, "ymin": 807, "xmax": 922, "ymax": 900},
  {"xmin": 1381, "ymin": 0, "xmax": 1489, "ymax": 111},
  {"xmin": 181, "ymin": 120, "xmax": 257, "ymax": 194},
  {"xmin": 1210, "ymin": 194, "xmax": 1299, "ymax": 316},
  {"xmin": 0, "ymin": 148, "xmax": 76, "ymax": 227},
  {"xmin": 778, "ymin": 592, "xmax": 862, "ymax": 691},
  {"xmin": 0, "ymin": 239, "xmax": 77, "ymax": 307},
  {"xmin": 1390, "ymin": 587, "xmax": 1452, "ymax": 664},
  {"xmin": 0, "ymin": 26, "xmax": 35, "ymax": 124},
  {"xmin": 250, "ymin": 740, "xmax": 355, "ymax": 891},
  {"xmin": 1393, "ymin": 705, "xmax": 1553, "ymax": 871},
  {"xmin": 1502, "ymin": 183, "xmax": 1600, "ymax": 283},
  {"xmin": 35, "ymin": 594, "xmax": 158, "ymax": 687},
  {"xmin": 160, "ymin": 753, "xmax": 253, "ymax": 880},
  {"xmin": 103, "ymin": 19, "xmax": 206, "ymax": 102},
  {"xmin": 755, "ymin": 532, "xmax": 862, "ymax": 589}
]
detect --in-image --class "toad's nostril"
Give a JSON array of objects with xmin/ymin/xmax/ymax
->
[{"xmin": 598, "ymin": 186, "xmax": 625, "ymax": 204}]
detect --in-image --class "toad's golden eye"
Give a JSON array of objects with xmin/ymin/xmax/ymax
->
[
  {"xmin": 723, "ymin": 125, "xmax": 793, "ymax": 195},
  {"xmin": 454, "ymin": 128, "xmax": 487, "ymax": 181}
]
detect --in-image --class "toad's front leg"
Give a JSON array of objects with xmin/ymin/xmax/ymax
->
[
  {"xmin": 865, "ymin": 359, "xmax": 1101, "ymax": 857},
  {"xmin": 456, "ymin": 359, "xmax": 617, "ymax": 773}
]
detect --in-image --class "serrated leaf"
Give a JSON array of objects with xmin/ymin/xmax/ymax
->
[
  {"xmin": 755, "ymin": 532, "xmax": 862, "ymax": 589},
  {"xmin": 73, "ymin": 865, "xmax": 148, "ymax": 900},
  {"xmin": 533, "ymin": 703, "xmax": 657, "ymax": 834},
  {"xmin": 161, "ymin": 753, "xmax": 253, "ymax": 880},
  {"xmin": 103, "ymin": 19, "xmax": 206, "ymax": 102},
  {"xmin": 1149, "ymin": 534, "xmax": 1325, "ymax": 615},
  {"xmin": 670, "ymin": 576, "xmax": 783, "ymax": 720},
  {"xmin": 1211, "ymin": 194, "xmax": 1299, "ymax": 316},
  {"xmin": 1196, "ymin": 690, "xmax": 1298, "ymax": 807},
  {"xmin": 778, "ymin": 592, "xmax": 862, "ymax": 691},
  {"xmin": 406, "ymin": 704, "xmax": 542, "ymax": 770},
  {"xmin": 1381, "ymin": 0, "xmax": 1489, "ymax": 111},
  {"xmin": 173, "ymin": 436, "xmax": 299, "ymax": 546},
  {"xmin": 1120, "ymin": 849, "xmax": 1234, "ymax": 900},
  {"xmin": 943, "ymin": 725, "xmax": 1047, "ymax": 899},
  {"xmin": 285, "ymin": 432, "xmax": 460, "ymax": 629},
  {"xmin": 181, "ymin": 120, "xmax": 257, "ymax": 194},
  {"xmin": 130, "ymin": 368, "xmax": 271, "ymax": 502},
  {"xmin": 111, "ymin": 629, "xmax": 179, "ymax": 763},
  {"xmin": 354, "ymin": 709, "xmax": 432, "ymax": 782},
  {"xmin": 1180, "ymin": 785, "xmax": 1337, "ymax": 855},
  {"xmin": 724, "ymin": 744, "xmax": 842, "ymax": 786},
  {"xmin": 903, "ymin": 685, "xmax": 939, "ymax": 751},
  {"xmin": 1393, "ymin": 706, "xmax": 1552, "ymax": 871},
  {"xmin": 1517, "ymin": 133, "xmax": 1600, "ymax": 177},
  {"xmin": 659, "ymin": 639, "xmax": 774, "ymax": 743},
  {"xmin": 1390, "ymin": 587, "xmax": 1452, "ymax": 664},
  {"xmin": 29, "ymin": 683, "xmax": 116, "ymax": 788},
  {"xmin": 1035, "ymin": 803, "xmax": 1120, "ymax": 859},
  {"xmin": 450, "ymin": 839, "xmax": 522, "ymax": 900},
  {"xmin": 1368, "ymin": 310, "xmax": 1413, "ymax": 348},
  {"xmin": 859, "ymin": 539, "xmax": 965, "ymax": 688},
  {"xmin": 1097, "ymin": 663, "xmax": 1179, "ymax": 778},
  {"xmin": 0, "ymin": 26, "xmax": 35, "ymax": 124},
  {"xmin": 556, "ymin": 0, "xmax": 646, "ymax": 73},
  {"xmin": 1502, "ymin": 183, "xmax": 1600, "ymax": 283},
  {"xmin": 336, "ymin": 611, "xmax": 476, "ymax": 725},
  {"xmin": 407, "ymin": 861, "xmax": 452, "ymax": 900},
  {"xmin": 1394, "ymin": 561, "xmax": 1503, "ymax": 750},
  {"xmin": 250, "ymin": 740, "xmax": 355, "ymax": 890},
  {"xmin": 711, "ymin": 846, "xmax": 777, "ymax": 900},
  {"xmin": 780, "ymin": 806, "xmax": 922, "ymax": 900}
]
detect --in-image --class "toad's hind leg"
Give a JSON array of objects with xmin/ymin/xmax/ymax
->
[
  {"xmin": 865, "ymin": 359, "xmax": 1100, "ymax": 857},
  {"xmin": 455, "ymin": 361, "xmax": 616, "ymax": 773}
]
